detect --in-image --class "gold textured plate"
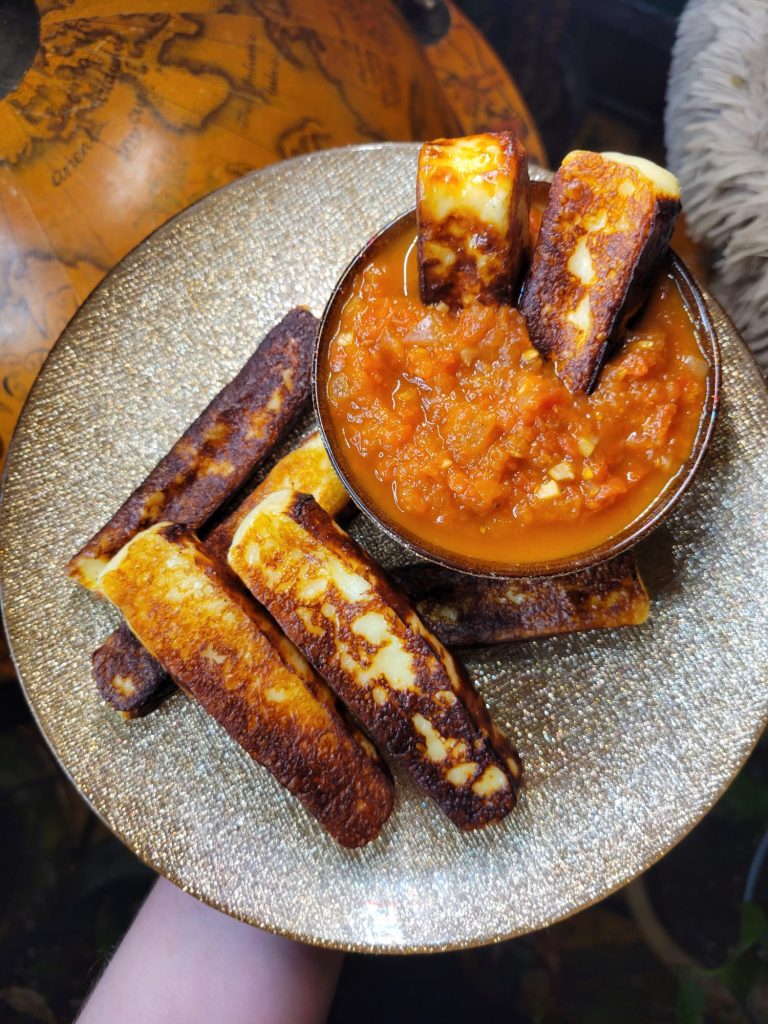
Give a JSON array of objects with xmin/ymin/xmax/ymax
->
[{"xmin": 1, "ymin": 145, "xmax": 767, "ymax": 953}]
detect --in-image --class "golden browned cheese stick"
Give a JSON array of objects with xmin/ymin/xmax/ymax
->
[
  {"xmin": 204, "ymin": 431, "xmax": 350, "ymax": 564},
  {"xmin": 92, "ymin": 432, "xmax": 350, "ymax": 717},
  {"xmin": 95, "ymin": 523, "xmax": 393, "ymax": 847},
  {"xmin": 68, "ymin": 308, "xmax": 317, "ymax": 589},
  {"xmin": 391, "ymin": 553, "xmax": 649, "ymax": 647},
  {"xmin": 521, "ymin": 151, "xmax": 681, "ymax": 393},
  {"xmin": 228, "ymin": 489, "xmax": 521, "ymax": 831},
  {"xmin": 417, "ymin": 131, "xmax": 530, "ymax": 309}
]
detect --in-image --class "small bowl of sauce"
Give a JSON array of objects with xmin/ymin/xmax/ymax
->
[{"xmin": 314, "ymin": 199, "xmax": 720, "ymax": 578}]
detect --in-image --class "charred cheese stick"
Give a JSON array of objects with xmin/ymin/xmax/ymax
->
[
  {"xmin": 68, "ymin": 308, "xmax": 317, "ymax": 589},
  {"xmin": 521, "ymin": 151, "xmax": 681, "ymax": 393},
  {"xmin": 417, "ymin": 131, "xmax": 530, "ymax": 309},
  {"xmin": 93, "ymin": 432, "xmax": 350, "ymax": 717},
  {"xmin": 92, "ymin": 624, "xmax": 173, "ymax": 718},
  {"xmin": 95, "ymin": 523, "xmax": 394, "ymax": 847},
  {"xmin": 228, "ymin": 490, "xmax": 522, "ymax": 831},
  {"xmin": 392, "ymin": 552, "xmax": 649, "ymax": 647}
]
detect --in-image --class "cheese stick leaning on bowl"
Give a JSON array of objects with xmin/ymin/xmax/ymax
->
[
  {"xmin": 94, "ymin": 522, "xmax": 394, "ymax": 847},
  {"xmin": 93, "ymin": 431, "xmax": 350, "ymax": 717},
  {"xmin": 228, "ymin": 490, "xmax": 522, "ymax": 830},
  {"xmin": 392, "ymin": 554, "xmax": 649, "ymax": 647}
]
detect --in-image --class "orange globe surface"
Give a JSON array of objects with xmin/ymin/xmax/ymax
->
[{"xmin": 0, "ymin": 0, "xmax": 544, "ymax": 465}]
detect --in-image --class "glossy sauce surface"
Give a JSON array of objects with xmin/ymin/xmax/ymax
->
[{"xmin": 325, "ymin": 225, "xmax": 708, "ymax": 564}]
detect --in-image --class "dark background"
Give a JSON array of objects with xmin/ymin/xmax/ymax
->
[
  {"xmin": 457, "ymin": 0, "xmax": 685, "ymax": 166},
  {"xmin": 2, "ymin": 2, "xmax": 767, "ymax": 1023}
]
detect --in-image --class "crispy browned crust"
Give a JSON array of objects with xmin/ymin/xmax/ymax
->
[
  {"xmin": 417, "ymin": 131, "xmax": 530, "ymax": 309},
  {"xmin": 96, "ymin": 523, "xmax": 393, "ymax": 847},
  {"xmin": 391, "ymin": 553, "xmax": 649, "ymax": 647},
  {"xmin": 94, "ymin": 432, "xmax": 350, "ymax": 717},
  {"xmin": 205, "ymin": 431, "xmax": 349, "ymax": 564},
  {"xmin": 92, "ymin": 623, "xmax": 174, "ymax": 718},
  {"xmin": 228, "ymin": 490, "xmax": 521, "ymax": 831},
  {"xmin": 67, "ymin": 308, "xmax": 318, "ymax": 589},
  {"xmin": 521, "ymin": 152, "xmax": 680, "ymax": 393}
]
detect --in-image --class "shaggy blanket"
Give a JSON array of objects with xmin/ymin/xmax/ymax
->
[{"xmin": 666, "ymin": 0, "xmax": 768, "ymax": 371}]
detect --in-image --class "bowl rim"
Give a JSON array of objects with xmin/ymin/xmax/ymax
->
[{"xmin": 313, "ymin": 205, "xmax": 722, "ymax": 580}]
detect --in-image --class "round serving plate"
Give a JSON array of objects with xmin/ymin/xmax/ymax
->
[{"xmin": 1, "ymin": 144, "xmax": 766, "ymax": 953}]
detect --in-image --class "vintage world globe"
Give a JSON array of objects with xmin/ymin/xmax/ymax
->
[{"xmin": 0, "ymin": 0, "xmax": 543, "ymax": 463}]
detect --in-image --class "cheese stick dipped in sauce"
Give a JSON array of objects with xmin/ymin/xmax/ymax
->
[
  {"xmin": 228, "ymin": 489, "xmax": 522, "ymax": 831},
  {"xmin": 417, "ymin": 131, "xmax": 530, "ymax": 309},
  {"xmin": 94, "ymin": 523, "xmax": 394, "ymax": 848},
  {"xmin": 521, "ymin": 151, "xmax": 681, "ymax": 393}
]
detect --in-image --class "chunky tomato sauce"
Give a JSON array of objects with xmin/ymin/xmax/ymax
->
[{"xmin": 325, "ymin": 225, "xmax": 709, "ymax": 564}]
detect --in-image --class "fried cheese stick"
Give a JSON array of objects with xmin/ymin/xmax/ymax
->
[
  {"xmin": 93, "ymin": 432, "xmax": 350, "ymax": 717},
  {"xmin": 92, "ymin": 624, "xmax": 173, "ymax": 718},
  {"xmin": 521, "ymin": 151, "xmax": 681, "ymax": 393},
  {"xmin": 417, "ymin": 131, "xmax": 530, "ymax": 309},
  {"xmin": 95, "ymin": 523, "xmax": 393, "ymax": 847},
  {"xmin": 205, "ymin": 433, "xmax": 349, "ymax": 565},
  {"xmin": 68, "ymin": 308, "xmax": 317, "ymax": 589},
  {"xmin": 391, "ymin": 553, "xmax": 649, "ymax": 647},
  {"xmin": 228, "ymin": 490, "xmax": 521, "ymax": 831}
]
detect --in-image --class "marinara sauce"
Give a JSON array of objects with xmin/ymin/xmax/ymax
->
[{"xmin": 325, "ymin": 225, "xmax": 709, "ymax": 565}]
